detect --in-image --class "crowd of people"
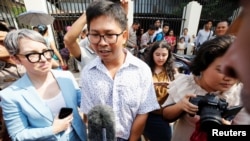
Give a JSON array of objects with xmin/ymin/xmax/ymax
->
[{"xmin": 1, "ymin": 0, "xmax": 250, "ymax": 141}]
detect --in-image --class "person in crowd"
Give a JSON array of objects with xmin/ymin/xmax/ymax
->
[
  {"xmin": 153, "ymin": 23, "xmax": 169, "ymax": 42},
  {"xmin": 59, "ymin": 47, "xmax": 70, "ymax": 70},
  {"xmin": 143, "ymin": 40, "xmax": 176, "ymax": 141},
  {"xmin": 214, "ymin": 20, "xmax": 229, "ymax": 36},
  {"xmin": 57, "ymin": 31, "xmax": 69, "ymax": 70},
  {"xmin": 151, "ymin": 19, "xmax": 162, "ymax": 42},
  {"xmin": 36, "ymin": 24, "xmax": 65, "ymax": 69},
  {"xmin": 64, "ymin": 13, "xmax": 97, "ymax": 71},
  {"xmin": 140, "ymin": 25, "xmax": 156, "ymax": 49},
  {"xmin": 162, "ymin": 35, "xmax": 246, "ymax": 141},
  {"xmin": 0, "ymin": 21, "xmax": 25, "ymax": 141},
  {"xmin": 139, "ymin": 24, "xmax": 156, "ymax": 61},
  {"xmin": 0, "ymin": 22, "xmax": 25, "ymax": 91},
  {"xmin": 0, "ymin": 29, "xmax": 87, "ymax": 141},
  {"xmin": 176, "ymin": 36, "xmax": 186, "ymax": 55},
  {"xmin": 180, "ymin": 28, "xmax": 191, "ymax": 45},
  {"xmin": 222, "ymin": 0, "xmax": 250, "ymax": 114},
  {"xmin": 195, "ymin": 20, "xmax": 213, "ymax": 51},
  {"xmin": 136, "ymin": 28, "xmax": 144, "ymax": 47},
  {"xmin": 179, "ymin": 28, "xmax": 191, "ymax": 54},
  {"xmin": 79, "ymin": 1, "xmax": 160, "ymax": 141},
  {"xmin": 165, "ymin": 29, "xmax": 176, "ymax": 53},
  {"xmin": 211, "ymin": 20, "xmax": 230, "ymax": 40},
  {"xmin": 79, "ymin": 28, "xmax": 89, "ymax": 48},
  {"xmin": 126, "ymin": 20, "xmax": 140, "ymax": 55}
]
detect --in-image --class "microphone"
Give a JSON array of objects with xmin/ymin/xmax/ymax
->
[{"xmin": 87, "ymin": 105, "xmax": 116, "ymax": 141}]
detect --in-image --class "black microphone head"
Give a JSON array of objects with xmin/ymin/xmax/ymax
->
[{"xmin": 87, "ymin": 105, "xmax": 116, "ymax": 141}]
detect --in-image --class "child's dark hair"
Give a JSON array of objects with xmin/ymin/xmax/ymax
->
[{"xmin": 37, "ymin": 24, "xmax": 48, "ymax": 36}]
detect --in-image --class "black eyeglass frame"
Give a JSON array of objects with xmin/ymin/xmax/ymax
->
[
  {"xmin": 16, "ymin": 49, "xmax": 54, "ymax": 63},
  {"xmin": 87, "ymin": 30, "xmax": 124, "ymax": 44}
]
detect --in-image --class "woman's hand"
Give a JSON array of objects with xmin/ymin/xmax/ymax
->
[
  {"xmin": 52, "ymin": 114, "xmax": 73, "ymax": 134},
  {"xmin": 221, "ymin": 118, "xmax": 232, "ymax": 125},
  {"xmin": 178, "ymin": 94, "xmax": 199, "ymax": 116}
]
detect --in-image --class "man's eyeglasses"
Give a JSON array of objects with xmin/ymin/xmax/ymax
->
[
  {"xmin": 87, "ymin": 31, "xmax": 124, "ymax": 44},
  {"xmin": 16, "ymin": 49, "xmax": 54, "ymax": 63}
]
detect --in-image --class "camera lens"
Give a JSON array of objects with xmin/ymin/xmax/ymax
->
[{"xmin": 199, "ymin": 106, "xmax": 222, "ymax": 131}]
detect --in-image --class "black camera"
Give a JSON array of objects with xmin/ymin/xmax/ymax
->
[{"xmin": 189, "ymin": 93, "xmax": 242, "ymax": 131}]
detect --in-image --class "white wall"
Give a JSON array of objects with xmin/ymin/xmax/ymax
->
[
  {"xmin": 181, "ymin": 1, "xmax": 202, "ymax": 38},
  {"xmin": 127, "ymin": 0, "xmax": 134, "ymax": 27}
]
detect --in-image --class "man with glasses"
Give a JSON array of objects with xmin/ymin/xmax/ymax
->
[{"xmin": 79, "ymin": 1, "xmax": 160, "ymax": 141}]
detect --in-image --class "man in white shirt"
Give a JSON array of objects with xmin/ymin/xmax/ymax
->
[
  {"xmin": 195, "ymin": 20, "xmax": 213, "ymax": 50},
  {"xmin": 80, "ymin": 1, "xmax": 160, "ymax": 140}
]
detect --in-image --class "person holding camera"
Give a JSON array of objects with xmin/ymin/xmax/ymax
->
[
  {"xmin": 0, "ymin": 29, "xmax": 87, "ymax": 141},
  {"xmin": 162, "ymin": 35, "xmax": 246, "ymax": 141}
]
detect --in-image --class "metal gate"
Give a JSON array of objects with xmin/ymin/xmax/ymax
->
[
  {"xmin": 0, "ymin": 0, "xmax": 240, "ymax": 37},
  {"xmin": 0, "ymin": 0, "xmax": 26, "ymax": 28},
  {"xmin": 46, "ymin": 0, "xmax": 240, "ymax": 37}
]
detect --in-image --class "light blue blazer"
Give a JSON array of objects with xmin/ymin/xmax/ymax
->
[{"xmin": 0, "ymin": 70, "xmax": 87, "ymax": 141}]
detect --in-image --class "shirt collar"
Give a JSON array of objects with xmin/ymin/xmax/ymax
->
[{"xmin": 87, "ymin": 48, "xmax": 140, "ymax": 70}]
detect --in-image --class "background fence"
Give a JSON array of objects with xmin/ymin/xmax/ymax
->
[{"xmin": 0, "ymin": 0, "xmax": 240, "ymax": 47}]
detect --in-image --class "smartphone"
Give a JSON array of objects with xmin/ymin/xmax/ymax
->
[{"xmin": 58, "ymin": 107, "xmax": 73, "ymax": 119}]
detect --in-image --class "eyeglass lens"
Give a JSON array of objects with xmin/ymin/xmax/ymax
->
[{"xmin": 26, "ymin": 50, "xmax": 54, "ymax": 63}]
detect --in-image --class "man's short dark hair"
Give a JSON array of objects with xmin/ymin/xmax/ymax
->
[
  {"xmin": 148, "ymin": 25, "xmax": 156, "ymax": 31},
  {"xmin": 205, "ymin": 19, "xmax": 213, "ymax": 24},
  {"xmin": 216, "ymin": 19, "xmax": 230, "ymax": 27},
  {"xmin": 154, "ymin": 19, "xmax": 160, "ymax": 24},
  {"xmin": 86, "ymin": 0, "xmax": 127, "ymax": 31},
  {"xmin": 163, "ymin": 23, "xmax": 169, "ymax": 27},
  {"xmin": 133, "ymin": 20, "xmax": 140, "ymax": 25}
]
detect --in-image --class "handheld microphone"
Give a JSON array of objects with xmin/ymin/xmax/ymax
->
[{"xmin": 87, "ymin": 105, "xmax": 116, "ymax": 141}]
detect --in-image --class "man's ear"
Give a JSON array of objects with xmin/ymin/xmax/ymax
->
[
  {"xmin": 122, "ymin": 30, "xmax": 128, "ymax": 46},
  {"xmin": 123, "ymin": 29, "xmax": 128, "ymax": 40}
]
